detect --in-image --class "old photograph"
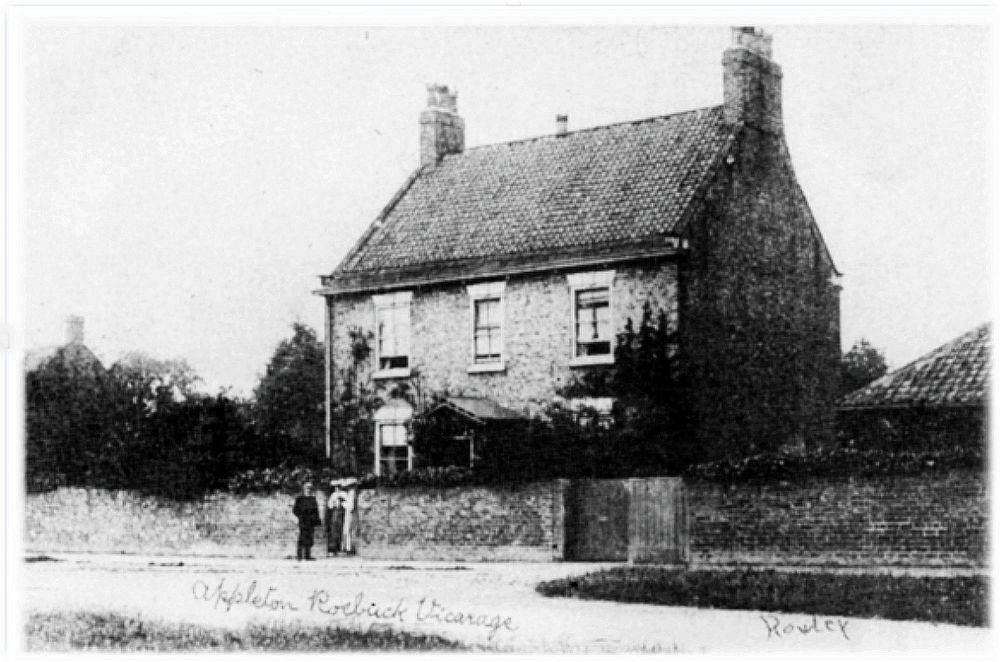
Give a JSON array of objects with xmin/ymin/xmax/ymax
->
[{"xmin": 8, "ymin": 7, "xmax": 992, "ymax": 655}]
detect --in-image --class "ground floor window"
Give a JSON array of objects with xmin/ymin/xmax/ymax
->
[
  {"xmin": 569, "ymin": 397, "xmax": 616, "ymax": 429},
  {"xmin": 377, "ymin": 422, "xmax": 411, "ymax": 475}
]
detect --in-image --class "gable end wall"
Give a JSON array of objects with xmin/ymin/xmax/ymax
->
[{"xmin": 681, "ymin": 126, "xmax": 841, "ymax": 457}]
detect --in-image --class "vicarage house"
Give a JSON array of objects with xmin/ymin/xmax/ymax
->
[{"xmin": 316, "ymin": 27, "xmax": 842, "ymax": 476}]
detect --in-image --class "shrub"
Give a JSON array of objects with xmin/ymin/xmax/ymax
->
[
  {"xmin": 357, "ymin": 466, "xmax": 478, "ymax": 489},
  {"xmin": 686, "ymin": 444, "xmax": 984, "ymax": 483},
  {"xmin": 537, "ymin": 567, "xmax": 988, "ymax": 627},
  {"xmin": 226, "ymin": 464, "xmax": 349, "ymax": 495}
]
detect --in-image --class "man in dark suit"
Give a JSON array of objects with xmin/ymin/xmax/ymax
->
[{"xmin": 292, "ymin": 481, "xmax": 321, "ymax": 561}]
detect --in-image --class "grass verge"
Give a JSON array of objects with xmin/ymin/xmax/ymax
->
[
  {"xmin": 26, "ymin": 611, "xmax": 466, "ymax": 651},
  {"xmin": 537, "ymin": 567, "xmax": 988, "ymax": 627}
]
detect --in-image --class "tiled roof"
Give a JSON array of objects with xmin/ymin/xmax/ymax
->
[
  {"xmin": 839, "ymin": 324, "xmax": 990, "ymax": 410},
  {"xmin": 330, "ymin": 106, "xmax": 733, "ymax": 290}
]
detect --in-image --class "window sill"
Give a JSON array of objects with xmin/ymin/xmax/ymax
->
[
  {"xmin": 467, "ymin": 362, "xmax": 505, "ymax": 374},
  {"xmin": 373, "ymin": 367, "xmax": 412, "ymax": 380},
  {"xmin": 569, "ymin": 354, "xmax": 614, "ymax": 367}
]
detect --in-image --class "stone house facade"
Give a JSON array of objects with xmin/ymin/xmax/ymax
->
[{"xmin": 317, "ymin": 27, "xmax": 841, "ymax": 475}]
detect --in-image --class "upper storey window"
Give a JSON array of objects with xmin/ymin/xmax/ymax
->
[
  {"xmin": 373, "ymin": 291, "xmax": 412, "ymax": 378},
  {"xmin": 568, "ymin": 270, "xmax": 616, "ymax": 366},
  {"xmin": 467, "ymin": 281, "xmax": 506, "ymax": 373},
  {"xmin": 575, "ymin": 288, "xmax": 611, "ymax": 355}
]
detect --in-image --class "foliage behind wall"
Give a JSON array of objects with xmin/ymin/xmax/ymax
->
[{"xmin": 25, "ymin": 324, "xmax": 327, "ymax": 499}]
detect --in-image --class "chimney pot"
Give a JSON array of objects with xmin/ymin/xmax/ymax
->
[
  {"xmin": 556, "ymin": 114, "xmax": 568, "ymax": 136},
  {"xmin": 66, "ymin": 315, "xmax": 84, "ymax": 345},
  {"xmin": 731, "ymin": 26, "xmax": 773, "ymax": 58}
]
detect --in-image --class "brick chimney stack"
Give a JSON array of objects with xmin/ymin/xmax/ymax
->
[
  {"xmin": 420, "ymin": 84, "xmax": 465, "ymax": 165},
  {"xmin": 723, "ymin": 26, "xmax": 783, "ymax": 134},
  {"xmin": 66, "ymin": 315, "xmax": 84, "ymax": 345}
]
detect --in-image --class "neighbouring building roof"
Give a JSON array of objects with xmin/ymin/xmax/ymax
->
[
  {"xmin": 839, "ymin": 323, "xmax": 990, "ymax": 411},
  {"xmin": 25, "ymin": 316, "xmax": 104, "ymax": 374},
  {"xmin": 328, "ymin": 106, "xmax": 733, "ymax": 292},
  {"xmin": 24, "ymin": 345, "xmax": 62, "ymax": 372},
  {"xmin": 429, "ymin": 397, "xmax": 526, "ymax": 424},
  {"xmin": 24, "ymin": 343, "xmax": 105, "ymax": 375}
]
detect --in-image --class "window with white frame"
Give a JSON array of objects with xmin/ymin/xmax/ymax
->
[
  {"xmin": 568, "ymin": 270, "xmax": 615, "ymax": 365},
  {"xmin": 474, "ymin": 299, "xmax": 501, "ymax": 362},
  {"xmin": 373, "ymin": 291, "xmax": 412, "ymax": 376},
  {"xmin": 467, "ymin": 281, "xmax": 505, "ymax": 372},
  {"xmin": 373, "ymin": 399, "xmax": 413, "ymax": 476},
  {"xmin": 377, "ymin": 423, "xmax": 411, "ymax": 475}
]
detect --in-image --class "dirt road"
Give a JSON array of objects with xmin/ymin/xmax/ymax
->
[{"xmin": 18, "ymin": 553, "xmax": 992, "ymax": 653}]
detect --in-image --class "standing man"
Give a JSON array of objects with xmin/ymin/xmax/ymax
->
[{"xmin": 292, "ymin": 482, "xmax": 321, "ymax": 561}]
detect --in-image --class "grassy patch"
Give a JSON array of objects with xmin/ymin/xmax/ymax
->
[
  {"xmin": 26, "ymin": 611, "xmax": 466, "ymax": 651},
  {"xmin": 537, "ymin": 567, "xmax": 988, "ymax": 627}
]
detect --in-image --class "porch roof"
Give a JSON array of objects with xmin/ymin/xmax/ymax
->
[{"xmin": 428, "ymin": 397, "xmax": 526, "ymax": 425}]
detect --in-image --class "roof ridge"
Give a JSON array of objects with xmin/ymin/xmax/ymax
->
[{"xmin": 456, "ymin": 104, "xmax": 725, "ymax": 156}]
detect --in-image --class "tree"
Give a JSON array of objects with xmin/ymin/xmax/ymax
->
[
  {"xmin": 839, "ymin": 339, "xmax": 889, "ymax": 397},
  {"xmin": 546, "ymin": 301, "xmax": 701, "ymax": 477},
  {"xmin": 607, "ymin": 302, "xmax": 700, "ymax": 472},
  {"xmin": 254, "ymin": 323, "xmax": 326, "ymax": 464}
]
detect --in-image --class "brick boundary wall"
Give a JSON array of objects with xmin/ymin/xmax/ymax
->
[
  {"xmin": 24, "ymin": 488, "xmax": 338, "ymax": 559},
  {"xmin": 688, "ymin": 470, "xmax": 987, "ymax": 568},
  {"xmin": 24, "ymin": 471, "xmax": 985, "ymax": 567},
  {"xmin": 354, "ymin": 482, "xmax": 565, "ymax": 562},
  {"xmin": 24, "ymin": 482, "xmax": 566, "ymax": 562}
]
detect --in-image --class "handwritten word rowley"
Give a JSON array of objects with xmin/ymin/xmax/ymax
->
[
  {"xmin": 192, "ymin": 579, "xmax": 298, "ymax": 613},
  {"xmin": 761, "ymin": 614, "xmax": 850, "ymax": 640}
]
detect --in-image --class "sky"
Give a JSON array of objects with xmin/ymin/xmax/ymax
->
[{"xmin": 12, "ymin": 17, "xmax": 992, "ymax": 395}]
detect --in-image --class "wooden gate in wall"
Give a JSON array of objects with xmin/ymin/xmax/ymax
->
[
  {"xmin": 564, "ymin": 477, "xmax": 688, "ymax": 564},
  {"xmin": 626, "ymin": 477, "xmax": 688, "ymax": 564},
  {"xmin": 564, "ymin": 479, "xmax": 630, "ymax": 561}
]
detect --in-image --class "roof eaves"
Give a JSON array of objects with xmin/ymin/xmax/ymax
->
[
  {"xmin": 836, "ymin": 400, "xmax": 986, "ymax": 412},
  {"xmin": 315, "ymin": 243, "xmax": 685, "ymax": 296}
]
